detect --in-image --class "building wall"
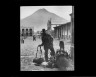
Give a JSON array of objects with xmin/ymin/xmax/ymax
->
[
  {"xmin": 54, "ymin": 22, "xmax": 72, "ymax": 40},
  {"xmin": 20, "ymin": 26, "xmax": 34, "ymax": 37}
]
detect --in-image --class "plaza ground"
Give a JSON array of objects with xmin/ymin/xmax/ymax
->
[{"xmin": 20, "ymin": 37, "xmax": 74, "ymax": 71}]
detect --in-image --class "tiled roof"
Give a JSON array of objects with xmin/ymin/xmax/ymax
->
[{"xmin": 54, "ymin": 22, "xmax": 71, "ymax": 28}]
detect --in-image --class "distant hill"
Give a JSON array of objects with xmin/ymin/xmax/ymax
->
[{"xmin": 20, "ymin": 8, "xmax": 68, "ymax": 32}]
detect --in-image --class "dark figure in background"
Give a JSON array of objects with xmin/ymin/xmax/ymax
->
[
  {"xmin": 38, "ymin": 29, "xmax": 55, "ymax": 62},
  {"xmin": 56, "ymin": 41, "xmax": 64, "ymax": 56},
  {"xmin": 39, "ymin": 35, "xmax": 41, "ymax": 39},
  {"xmin": 55, "ymin": 41, "xmax": 70, "ymax": 70},
  {"xmin": 59, "ymin": 41, "xmax": 64, "ymax": 51},
  {"xmin": 20, "ymin": 37, "xmax": 24, "ymax": 44},
  {"xmin": 33, "ymin": 35, "xmax": 36, "ymax": 41},
  {"xmin": 56, "ymin": 41, "xmax": 69, "ymax": 58}
]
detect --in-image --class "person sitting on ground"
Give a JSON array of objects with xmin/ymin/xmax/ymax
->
[
  {"xmin": 56, "ymin": 41, "xmax": 69, "ymax": 59},
  {"xmin": 59, "ymin": 41, "xmax": 64, "ymax": 51},
  {"xmin": 55, "ymin": 41, "xmax": 70, "ymax": 70}
]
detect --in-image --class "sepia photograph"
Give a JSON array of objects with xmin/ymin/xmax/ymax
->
[{"xmin": 20, "ymin": 6, "xmax": 74, "ymax": 71}]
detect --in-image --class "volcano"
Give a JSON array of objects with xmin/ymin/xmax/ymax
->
[{"xmin": 20, "ymin": 8, "xmax": 68, "ymax": 32}]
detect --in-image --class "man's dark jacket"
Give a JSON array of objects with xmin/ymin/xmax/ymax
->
[{"xmin": 41, "ymin": 33, "xmax": 53, "ymax": 47}]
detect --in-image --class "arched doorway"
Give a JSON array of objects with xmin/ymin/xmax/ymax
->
[
  {"xmin": 29, "ymin": 28, "xmax": 32, "ymax": 36},
  {"xmin": 26, "ymin": 29, "xmax": 28, "ymax": 37},
  {"xmin": 22, "ymin": 29, "xmax": 25, "ymax": 36}
]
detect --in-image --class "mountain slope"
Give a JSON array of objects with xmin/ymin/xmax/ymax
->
[{"xmin": 20, "ymin": 8, "xmax": 68, "ymax": 32}]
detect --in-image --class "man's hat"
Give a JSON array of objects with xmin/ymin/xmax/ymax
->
[{"xmin": 42, "ymin": 29, "xmax": 46, "ymax": 33}]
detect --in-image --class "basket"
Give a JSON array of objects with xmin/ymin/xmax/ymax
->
[{"xmin": 33, "ymin": 46, "xmax": 44, "ymax": 65}]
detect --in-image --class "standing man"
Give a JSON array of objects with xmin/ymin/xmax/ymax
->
[
  {"xmin": 38, "ymin": 29, "xmax": 55, "ymax": 62},
  {"xmin": 33, "ymin": 35, "xmax": 36, "ymax": 41}
]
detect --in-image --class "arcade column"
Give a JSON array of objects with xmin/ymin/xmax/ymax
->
[
  {"xmin": 58, "ymin": 28, "xmax": 60, "ymax": 39},
  {"xmin": 66, "ymin": 25, "xmax": 68, "ymax": 39},
  {"xmin": 63, "ymin": 26, "xmax": 64, "ymax": 39},
  {"xmin": 57, "ymin": 28, "xmax": 58, "ymax": 38},
  {"xmin": 60, "ymin": 27, "xmax": 62, "ymax": 39},
  {"xmin": 55, "ymin": 28, "xmax": 57, "ymax": 38},
  {"xmin": 63, "ymin": 26, "xmax": 65, "ymax": 39},
  {"xmin": 60, "ymin": 28, "xmax": 61, "ymax": 39},
  {"xmin": 62, "ymin": 26, "xmax": 63, "ymax": 39}
]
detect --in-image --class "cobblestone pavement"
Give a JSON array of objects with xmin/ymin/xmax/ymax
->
[{"xmin": 20, "ymin": 37, "xmax": 74, "ymax": 71}]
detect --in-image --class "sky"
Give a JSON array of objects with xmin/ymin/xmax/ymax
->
[{"xmin": 20, "ymin": 6, "xmax": 72, "ymax": 22}]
